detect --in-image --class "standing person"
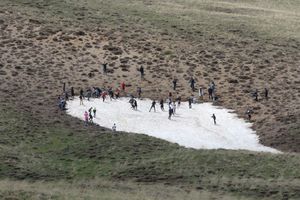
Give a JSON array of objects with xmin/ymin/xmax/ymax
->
[
  {"xmin": 84, "ymin": 111, "xmax": 89, "ymax": 126},
  {"xmin": 208, "ymin": 87, "xmax": 213, "ymax": 100},
  {"xmin": 80, "ymin": 89, "xmax": 84, "ymax": 98},
  {"xmin": 212, "ymin": 114, "xmax": 216, "ymax": 125},
  {"xmin": 172, "ymin": 79, "xmax": 177, "ymax": 90},
  {"xmin": 168, "ymin": 104, "xmax": 173, "ymax": 120},
  {"xmin": 79, "ymin": 95, "xmax": 84, "ymax": 105},
  {"xmin": 133, "ymin": 99, "xmax": 138, "ymax": 110},
  {"xmin": 87, "ymin": 89, "xmax": 91, "ymax": 101},
  {"xmin": 121, "ymin": 82, "xmax": 126, "ymax": 91},
  {"xmin": 89, "ymin": 111, "xmax": 93, "ymax": 123},
  {"xmin": 264, "ymin": 88, "xmax": 269, "ymax": 100},
  {"xmin": 188, "ymin": 97, "xmax": 193, "ymax": 109},
  {"xmin": 63, "ymin": 82, "xmax": 66, "ymax": 93},
  {"xmin": 149, "ymin": 100, "xmax": 156, "ymax": 112},
  {"xmin": 93, "ymin": 107, "xmax": 96, "ymax": 118},
  {"xmin": 246, "ymin": 109, "xmax": 252, "ymax": 121},
  {"xmin": 112, "ymin": 123, "xmax": 116, "ymax": 131},
  {"xmin": 137, "ymin": 87, "xmax": 142, "ymax": 99},
  {"xmin": 102, "ymin": 91, "xmax": 107, "ymax": 102},
  {"xmin": 139, "ymin": 66, "xmax": 144, "ymax": 79},
  {"xmin": 190, "ymin": 77, "xmax": 195, "ymax": 92},
  {"xmin": 253, "ymin": 89, "xmax": 258, "ymax": 101},
  {"xmin": 199, "ymin": 87, "xmax": 204, "ymax": 100},
  {"xmin": 160, "ymin": 99, "xmax": 164, "ymax": 111},
  {"xmin": 177, "ymin": 96, "xmax": 181, "ymax": 107},
  {"xmin": 70, "ymin": 87, "xmax": 75, "ymax": 98},
  {"xmin": 115, "ymin": 88, "xmax": 120, "ymax": 99},
  {"xmin": 172, "ymin": 101, "xmax": 176, "ymax": 115},
  {"xmin": 102, "ymin": 63, "xmax": 107, "ymax": 74}
]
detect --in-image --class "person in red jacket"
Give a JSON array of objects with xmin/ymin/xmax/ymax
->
[{"xmin": 121, "ymin": 82, "xmax": 126, "ymax": 91}]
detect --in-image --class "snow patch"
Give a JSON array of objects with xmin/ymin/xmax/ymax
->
[{"xmin": 66, "ymin": 97, "xmax": 279, "ymax": 153}]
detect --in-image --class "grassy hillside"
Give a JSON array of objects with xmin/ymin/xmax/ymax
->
[{"xmin": 0, "ymin": 0, "xmax": 299, "ymax": 199}]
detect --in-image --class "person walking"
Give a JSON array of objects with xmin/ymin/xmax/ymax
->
[
  {"xmin": 212, "ymin": 114, "xmax": 216, "ymax": 125},
  {"xmin": 149, "ymin": 100, "xmax": 156, "ymax": 112},
  {"xmin": 160, "ymin": 99, "xmax": 164, "ymax": 111},
  {"xmin": 137, "ymin": 87, "xmax": 142, "ymax": 99}
]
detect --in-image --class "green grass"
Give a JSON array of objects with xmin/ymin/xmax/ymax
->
[{"xmin": 0, "ymin": 104, "xmax": 300, "ymax": 199}]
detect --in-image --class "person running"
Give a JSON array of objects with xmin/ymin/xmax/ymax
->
[
  {"xmin": 79, "ymin": 95, "xmax": 84, "ymax": 105},
  {"xmin": 93, "ymin": 107, "xmax": 96, "ymax": 118},
  {"xmin": 190, "ymin": 77, "xmax": 195, "ymax": 92},
  {"xmin": 172, "ymin": 79, "xmax": 177, "ymax": 90},
  {"xmin": 137, "ymin": 87, "xmax": 142, "ymax": 99},
  {"xmin": 188, "ymin": 97, "xmax": 193, "ymax": 109},
  {"xmin": 168, "ymin": 104, "xmax": 173, "ymax": 120},
  {"xmin": 149, "ymin": 100, "xmax": 156, "ymax": 112},
  {"xmin": 139, "ymin": 66, "xmax": 144, "ymax": 79},
  {"xmin": 84, "ymin": 111, "xmax": 89, "ymax": 126},
  {"xmin": 264, "ymin": 88, "xmax": 269, "ymax": 100},
  {"xmin": 112, "ymin": 123, "xmax": 116, "ymax": 131},
  {"xmin": 102, "ymin": 63, "xmax": 107, "ymax": 74},
  {"xmin": 212, "ymin": 114, "xmax": 216, "ymax": 125},
  {"xmin": 160, "ymin": 99, "xmax": 164, "ymax": 111}
]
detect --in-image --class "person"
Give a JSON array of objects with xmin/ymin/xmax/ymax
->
[
  {"xmin": 139, "ymin": 66, "xmax": 144, "ymax": 79},
  {"xmin": 264, "ymin": 88, "xmax": 269, "ymax": 100},
  {"xmin": 188, "ymin": 97, "xmax": 193, "ymax": 109},
  {"xmin": 137, "ymin": 87, "xmax": 142, "ymax": 99},
  {"xmin": 149, "ymin": 100, "xmax": 156, "ymax": 112},
  {"xmin": 87, "ymin": 89, "xmax": 91, "ymax": 101},
  {"xmin": 102, "ymin": 91, "xmax": 107, "ymax": 102},
  {"xmin": 63, "ymin": 82, "xmax": 66, "ymax": 93},
  {"xmin": 212, "ymin": 114, "xmax": 216, "ymax": 125},
  {"xmin": 108, "ymin": 87, "xmax": 114, "ymax": 100},
  {"xmin": 121, "ymin": 82, "xmax": 126, "ymax": 91},
  {"xmin": 190, "ymin": 77, "xmax": 195, "ymax": 92},
  {"xmin": 103, "ymin": 63, "xmax": 107, "ymax": 74},
  {"xmin": 172, "ymin": 79, "xmax": 177, "ymax": 90},
  {"xmin": 246, "ymin": 109, "xmax": 252, "ymax": 121},
  {"xmin": 172, "ymin": 101, "xmax": 176, "ymax": 115},
  {"xmin": 89, "ymin": 111, "xmax": 93, "ymax": 123},
  {"xmin": 253, "ymin": 89, "xmax": 258, "ymax": 101},
  {"xmin": 115, "ymin": 88, "xmax": 120, "ymax": 99},
  {"xmin": 199, "ymin": 87, "xmax": 204, "ymax": 100},
  {"xmin": 93, "ymin": 107, "xmax": 96, "ymax": 118},
  {"xmin": 112, "ymin": 123, "xmax": 116, "ymax": 131},
  {"xmin": 70, "ymin": 87, "xmax": 74, "ymax": 97},
  {"xmin": 168, "ymin": 104, "xmax": 173, "ymax": 120},
  {"xmin": 133, "ymin": 99, "xmax": 137, "ymax": 110},
  {"xmin": 208, "ymin": 87, "xmax": 213, "ymax": 100},
  {"xmin": 79, "ymin": 95, "xmax": 84, "ymax": 105},
  {"xmin": 160, "ymin": 99, "xmax": 164, "ymax": 111},
  {"xmin": 84, "ymin": 111, "xmax": 89, "ymax": 126},
  {"xmin": 177, "ymin": 96, "xmax": 181, "ymax": 107},
  {"xmin": 80, "ymin": 88, "xmax": 84, "ymax": 97}
]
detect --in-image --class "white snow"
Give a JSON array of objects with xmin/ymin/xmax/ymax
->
[{"xmin": 66, "ymin": 97, "xmax": 279, "ymax": 153}]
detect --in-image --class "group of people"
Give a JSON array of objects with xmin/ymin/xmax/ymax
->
[{"xmin": 58, "ymin": 62, "xmax": 271, "ymax": 130}]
